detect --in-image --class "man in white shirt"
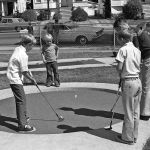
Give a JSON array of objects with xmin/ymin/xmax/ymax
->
[
  {"xmin": 7, "ymin": 34, "xmax": 37, "ymax": 132},
  {"xmin": 115, "ymin": 32, "xmax": 142, "ymax": 145}
]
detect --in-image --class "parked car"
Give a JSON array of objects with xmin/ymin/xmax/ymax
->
[
  {"xmin": 33, "ymin": 20, "xmax": 104, "ymax": 45},
  {"xmin": 0, "ymin": 17, "xmax": 29, "ymax": 32}
]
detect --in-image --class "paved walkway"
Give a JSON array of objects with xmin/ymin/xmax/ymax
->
[{"xmin": 0, "ymin": 53, "xmax": 149, "ymax": 149}]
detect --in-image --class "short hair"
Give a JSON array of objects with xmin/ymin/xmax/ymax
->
[
  {"xmin": 117, "ymin": 32, "xmax": 132, "ymax": 41},
  {"xmin": 21, "ymin": 34, "xmax": 36, "ymax": 45},
  {"xmin": 42, "ymin": 33, "xmax": 53, "ymax": 42},
  {"xmin": 113, "ymin": 17, "xmax": 127, "ymax": 29}
]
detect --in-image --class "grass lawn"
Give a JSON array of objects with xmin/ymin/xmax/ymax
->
[{"xmin": 0, "ymin": 48, "xmax": 119, "ymax": 90}]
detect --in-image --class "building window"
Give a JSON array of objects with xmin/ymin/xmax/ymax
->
[{"xmin": 35, "ymin": 0, "xmax": 41, "ymax": 3}]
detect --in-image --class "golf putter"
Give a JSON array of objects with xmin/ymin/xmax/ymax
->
[
  {"xmin": 105, "ymin": 80, "xmax": 121, "ymax": 130},
  {"xmin": 35, "ymin": 83, "xmax": 64, "ymax": 122}
]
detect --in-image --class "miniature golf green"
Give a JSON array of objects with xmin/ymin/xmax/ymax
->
[{"xmin": 0, "ymin": 88, "xmax": 124, "ymax": 134}]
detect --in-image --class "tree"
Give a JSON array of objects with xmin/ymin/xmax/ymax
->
[
  {"xmin": 70, "ymin": 7, "xmax": 88, "ymax": 22},
  {"xmin": 21, "ymin": 9, "xmax": 37, "ymax": 21},
  {"xmin": 103, "ymin": 0, "xmax": 111, "ymax": 18},
  {"xmin": 122, "ymin": 0, "xmax": 143, "ymax": 19}
]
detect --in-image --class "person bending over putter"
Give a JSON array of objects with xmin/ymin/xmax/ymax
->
[
  {"xmin": 115, "ymin": 32, "xmax": 142, "ymax": 145},
  {"xmin": 7, "ymin": 34, "xmax": 37, "ymax": 132}
]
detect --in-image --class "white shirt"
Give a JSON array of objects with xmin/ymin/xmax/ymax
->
[
  {"xmin": 115, "ymin": 42, "xmax": 141, "ymax": 79},
  {"xmin": 7, "ymin": 45, "xmax": 28, "ymax": 85}
]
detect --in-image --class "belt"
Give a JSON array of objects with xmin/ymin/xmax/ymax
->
[{"xmin": 121, "ymin": 77, "xmax": 139, "ymax": 81}]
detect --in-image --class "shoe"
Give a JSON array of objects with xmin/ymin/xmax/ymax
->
[
  {"xmin": 45, "ymin": 82, "xmax": 53, "ymax": 87},
  {"xmin": 140, "ymin": 115, "xmax": 150, "ymax": 121},
  {"xmin": 115, "ymin": 135, "xmax": 134, "ymax": 145},
  {"xmin": 54, "ymin": 82, "xmax": 60, "ymax": 87},
  {"xmin": 134, "ymin": 138, "xmax": 137, "ymax": 143},
  {"xmin": 18, "ymin": 125, "xmax": 36, "ymax": 132}
]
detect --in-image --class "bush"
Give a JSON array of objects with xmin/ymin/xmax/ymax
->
[
  {"xmin": 70, "ymin": 7, "xmax": 88, "ymax": 22},
  {"xmin": 37, "ymin": 10, "xmax": 49, "ymax": 21},
  {"xmin": 122, "ymin": 0, "xmax": 143, "ymax": 19},
  {"xmin": 21, "ymin": 9, "xmax": 37, "ymax": 21}
]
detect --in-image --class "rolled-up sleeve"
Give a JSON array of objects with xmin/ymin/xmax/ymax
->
[
  {"xmin": 116, "ymin": 48, "xmax": 125, "ymax": 63},
  {"xmin": 19, "ymin": 52, "xmax": 28, "ymax": 72}
]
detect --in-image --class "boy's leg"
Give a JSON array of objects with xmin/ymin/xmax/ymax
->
[
  {"xmin": 134, "ymin": 79, "xmax": 142, "ymax": 140},
  {"xmin": 121, "ymin": 79, "xmax": 141, "ymax": 142},
  {"xmin": 46, "ymin": 62, "xmax": 53, "ymax": 86},
  {"xmin": 52, "ymin": 61, "xmax": 60, "ymax": 86},
  {"xmin": 10, "ymin": 84, "xmax": 28, "ymax": 127}
]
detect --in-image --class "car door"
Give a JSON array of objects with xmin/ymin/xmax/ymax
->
[
  {"xmin": 0, "ymin": 19, "xmax": 8, "ymax": 31},
  {"xmin": 58, "ymin": 24, "xmax": 75, "ymax": 42},
  {"xmin": 0, "ymin": 18, "xmax": 14, "ymax": 31}
]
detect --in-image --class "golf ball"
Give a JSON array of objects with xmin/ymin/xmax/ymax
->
[{"xmin": 75, "ymin": 94, "xmax": 77, "ymax": 99}]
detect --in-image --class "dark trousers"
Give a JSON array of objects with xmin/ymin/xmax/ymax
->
[
  {"xmin": 10, "ymin": 84, "xmax": 28, "ymax": 127},
  {"xmin": 46, "ymin": 61, "xmax": 60, "ymax": 84}
]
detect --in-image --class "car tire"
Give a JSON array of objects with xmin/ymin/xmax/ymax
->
[
  {"xmin": 15, "ymin": 26, "xmax": 22, "ymax": 32},
  {"xmin": 76, "ymin": 36, "xmax": 88, "ymax": 45}
]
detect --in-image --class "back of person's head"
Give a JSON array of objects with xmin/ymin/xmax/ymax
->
[
  {"xmin": 118, "ymin": 32, "xmax": 132, "ymax": 42},
  {"xmin": 42, "ymin": 33, "xmax": 53, "ymax": 43},
  {"xmin": 21, "ymin": 34, "xmax": 36, "ymax": 45},
  {"xmin": 114, "ymin": 17, "xmax": 130, "ymax": 35}
]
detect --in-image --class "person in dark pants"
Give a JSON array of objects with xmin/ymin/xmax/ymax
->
[
  {"xmin": 135, "ymin": 22, "xmax": 150, "ymax": 121},
  {"xmin": 113, "ymin": 18, "xmax": 150, "ymax": 121},
  {"xmin": 41, "ymin": 33, "xmax": 60, "ymax": 87},
  {"xmin": 53, "ymin": 20, "xmax": 60, "ymax": 45},
  {"xmin": 7, "ymin": 34, "xmax": 37, "ymax": 132},
  {"xmin": 27, "ymin": 22, "xmax": 34, "ymax": 35}
]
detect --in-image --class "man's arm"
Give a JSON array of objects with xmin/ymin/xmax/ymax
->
[
  {"xmin": 116, "ymin": 60, "xmax": 123, "ymax": 78},
  {"xmin": 22, "ymin": 71, "xmax": 36, "ymax": 84}
]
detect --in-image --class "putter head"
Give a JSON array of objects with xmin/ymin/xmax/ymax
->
[
  {"xmin": 105, "ymin": 126, "xmax": 112, "ymax": 130},
  {"xmin": 58, "ymin": 116, "xmax": 64, "ymax": 122}
]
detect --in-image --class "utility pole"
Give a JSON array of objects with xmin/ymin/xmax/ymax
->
[{"xmin": 47, "ymin": 0, "xmax": 50, "ymax": 20}]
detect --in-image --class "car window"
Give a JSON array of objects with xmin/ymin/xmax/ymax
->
[
  {"xmin": 59, "ymin": 25, "xmax": 70, "ymax": 30},
  {"xmin": 8, "ymin": 19, "xmax": 13, "ymax": 23},
  {"xmin": 2, "ymin": 19, "xmax": 7, "ymax": 23}
]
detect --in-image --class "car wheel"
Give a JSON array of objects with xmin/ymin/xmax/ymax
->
[
  {"xmin": 76, "ymin": 36, "xmax": 88, "ymax": 45},
  {"xmin": 16, "ymin": 26, "xmax": 22, "ymax": 32}
]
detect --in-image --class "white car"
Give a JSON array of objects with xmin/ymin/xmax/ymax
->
[
  {"xmin": 0, "ymin": 17, "xmax": 30, "ymax": 32},
  {"xmin": 33, "ymin": 20, "xmax": 104, "ymax": 45}
]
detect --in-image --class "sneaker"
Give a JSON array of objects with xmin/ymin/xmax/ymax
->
[
  {"xmin": 134, "ymin": 138, "xmax": 137, "ymax": 143},
  {"xmin": 54, "ymin": 82, "xmax": 60, "ymax": 87},
  {"xmin": 18, "ymin": 125, "xmax": 36, "ymax": 132},
  {"xmin": 140, "ymin": 115, "xmax": 150, "ymax": 121},
  {"xmin": 45, "ymin": 82, "xmax": 53, "ymax": 87},
  {"xmin": 115, "ymin": 135, "xmax": 134, "ymax": 145}
]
